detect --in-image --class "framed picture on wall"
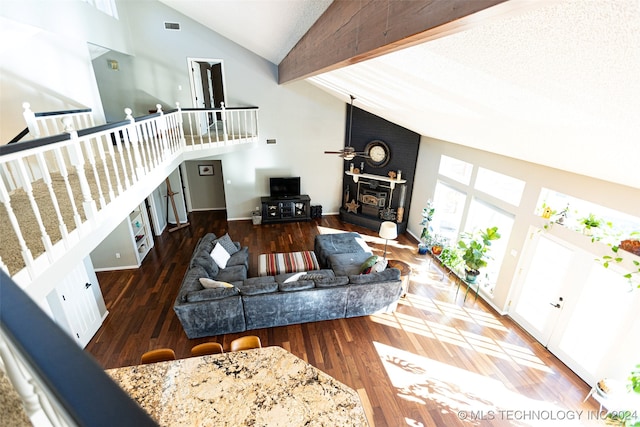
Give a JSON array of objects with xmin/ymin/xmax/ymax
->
[{"xmin": 198, "ymin": 165, "xmax": 214, "ymax": 176}]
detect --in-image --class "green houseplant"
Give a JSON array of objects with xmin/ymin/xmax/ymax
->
[
  {"xmin": 580, "ymin": 213, "xmax": 601, "ymax": 236},
  {"xmin": 604, "ymin": 365, "xmax": 640, "ymax": 426},
  {"xmin": 438, "ymin": 245, "xmax": 463, "ymax": 272},
  {"xmin": 629, "ymin": 364, "xmax": 640, "ymax": 394},
  {"xmin": 457, "ymin": 227, "xmax": 501, "ymax": 283},
  {"xmin": 418, "ymin": 200, "xmax": 435, "ymax": 255}
]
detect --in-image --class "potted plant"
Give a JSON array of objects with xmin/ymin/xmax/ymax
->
[
  {"xmin": 629, "ymin": 364, "xmax": 640, "ymax": 394},
  {"xmin": 439, "ymin": 245, "xmax": 463, "ymax": 272},
  {"xmin": 604, "ymin": 364, "xmax": 640, "ymax": 426},
  {"xmin": 580, "ymin": 213, "xmax": 601, "ymax": 236},
  {"xmin": 431, "ymin": 238, "xmax": 443, "ymax": 256},
  {"xmin": 418, "ymin": 200, "xmax": 435, "ymax": 255},
  {"xmin": 457, "ymin": 227, "xmax": 501, "ymax": 283}
]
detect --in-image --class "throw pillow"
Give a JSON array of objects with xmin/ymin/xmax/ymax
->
[
  {"xmin": 359, "ymin": 255, "xmax": 378, "ymax": 274},
  {"xmin": 372, "ymin": 258, "xmax": 388, "ymax": 273},
  {"xmin": 210, "ymin": 243, "xmax": 231, "ymax": 269},
  {"xmin": 191, "ymin": 254, "xmax": 219, "ymax": 278},
  {"xmin": 215, "ymin": 233, "xmax": 239, "ymax": 255},
  {"xmin": 283, "ymin": 272, "xmax": 307, "ymax": 283},
  {"xmin": 199, "ymin": 278, "xmax": 234, "ymax": 289}
]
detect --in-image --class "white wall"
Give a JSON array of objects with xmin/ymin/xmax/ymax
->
[
  {"xmin": 0, "ymin": 18, "xmax": 106, "ymax": 142},
  {"xmin": 91, "ymin": 50, "xmax": 137, "ymax": 123},
  {"xmin": 0, "ymin": 0, "xmax": 133, "ymax": 142},
  {"xmin": 184, "ymin": 160, "xmax": 225, "ymax": 211},
  {"xmin": 409, "ymin": 135, "xmax": 640, "ymax": 311},
  {"xmin": 117, "ymin": 0, "xmax": 345, "ymax": 218},
  {"xmin": 1, "ymin": 0, "xmax": 346, "ymax": 217}
]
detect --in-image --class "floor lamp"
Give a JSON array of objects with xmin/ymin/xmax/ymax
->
[{"xmin": 379, "ymin": 221, "xmax": 398, "ymax": 261}]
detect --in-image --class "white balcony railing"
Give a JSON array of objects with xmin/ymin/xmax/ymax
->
[{"xmin": 0, "ymin": 103, "xmax": 259, "ymax": 284}]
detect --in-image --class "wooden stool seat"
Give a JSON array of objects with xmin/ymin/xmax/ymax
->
[
  {"xmin": 191, "ymin": 342, "xmax": 224, "ymax": 357},
  {"xmin": 230, "ymin": 336, "xmax": 261, "ymax": 352},
  {"xmin": 141, "ymin": 348, "xmax": 176, "ymax": 364}
]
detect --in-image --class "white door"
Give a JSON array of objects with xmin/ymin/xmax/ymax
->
[
  {"xmin": 510, "ymin": 231, "xmax": 578, "ymax": 345},
  {"xmin": 188, "ymin": 59, "xmax": 209, "ymax": 135},
  {"xmin": 550, "ymin": 261, "xmax": 640, "ymax": 384},
  {"xmin": 510, "ymin": 229, "xmax": 640, "ymax": 385},
  {"xmin": 46, "ymin": 262, "xmax": 103, "ymax": 348}
]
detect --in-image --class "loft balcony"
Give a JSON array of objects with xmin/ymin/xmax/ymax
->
[{"xmin": 0, "ymin": 103, "xmax": 259, "ymax": 298}]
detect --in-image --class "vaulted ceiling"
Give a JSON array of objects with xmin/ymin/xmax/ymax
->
[{"xmin": 159, "ymin": 0, "xmax": 640, "ymax": 190}]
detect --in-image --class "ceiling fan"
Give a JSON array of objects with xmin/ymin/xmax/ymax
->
[{"xmin": 324, "ymin": 95, "xmax": 369, "ymax": 161}]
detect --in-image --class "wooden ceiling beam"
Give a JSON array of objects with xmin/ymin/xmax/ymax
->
[{"xmin": 278, "ymin": 0, "xmax": 512, "ymax": 84}]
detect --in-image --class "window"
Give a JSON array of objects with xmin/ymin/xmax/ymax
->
[
  {"xmin": 536, "ymin": 188, "xmax": 640, "ymax": 245},
  {"xmin": 438, "ymin": 155, "xmax": 472, "ymax": 185},
  {"xmin": 432, "ymin": 181, "xmax": 466, "ymax": 245},
  {"xmin": 464, "ymin": 199, "xmax": 514, "ymax": 294},
  {"xmin": 475, "ymin": 167, "xmax": 525, "ymax": 206},
  {"xmin": 81, "ymin": 0, "xmax": 119, "ymax": 18}
]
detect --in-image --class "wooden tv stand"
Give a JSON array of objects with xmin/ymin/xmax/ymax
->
[{"xmin": 261, "ymin": 195, "xmax": 311, "ymax": 223}]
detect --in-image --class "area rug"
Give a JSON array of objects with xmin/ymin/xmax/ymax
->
[{"xmin": 258, "ymin": 251, "xmax": 320, "ymax": 276}]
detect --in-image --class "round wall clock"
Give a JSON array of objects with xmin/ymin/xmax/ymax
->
[{"xmin": 365, "ymin": 140, "xmax": 391, "ymax": 168}]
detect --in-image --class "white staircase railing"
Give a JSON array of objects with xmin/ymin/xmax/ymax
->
[
  {"xmin": 1, "ymin": 270, "xmax": 157, "ymax": 426},
  {"xmin": 22, "ymin": 103, "xmax": 96, "ymax": 139},
  {"xmin": 1, "ymin": 103, "xmax": 259, "ymax": 282}
]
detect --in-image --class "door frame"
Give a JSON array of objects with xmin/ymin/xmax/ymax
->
[
  {"xmin": 186, "ymin": 58, "xmax": 227, "ymax": 109},
  {"xmin": 507, "ymin": 226, "xmax": 639, "ymax": 385}
]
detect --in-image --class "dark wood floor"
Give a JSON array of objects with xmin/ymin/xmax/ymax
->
[{"xmin": 86, "ymin": 211, "xmax": 601, "ymax": 426}]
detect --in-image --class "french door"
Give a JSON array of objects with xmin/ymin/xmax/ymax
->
[
  {"xmin": 510, "ymin": 228, "xmax": 640, "ymax": 385},
  {"xmin": 510, "ymin": 232, "xmax": 579, "ymax": 346}
]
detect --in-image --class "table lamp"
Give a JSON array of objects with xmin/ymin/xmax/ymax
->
[{"xmin": 378, "ymin": 221, "xmax": 398, "ymax": 260}]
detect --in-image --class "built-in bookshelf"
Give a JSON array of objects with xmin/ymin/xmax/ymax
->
[{"xmin": 90, "ymin": 202, "xmax": 154, "ymax": 271}]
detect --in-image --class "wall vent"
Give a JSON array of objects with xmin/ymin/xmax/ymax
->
[{"xmin": 164, "ymin": 22, "xmax": 181, "ymax": 31}]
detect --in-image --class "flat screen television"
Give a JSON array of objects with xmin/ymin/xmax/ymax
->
[{"xmin": 270, "ymin": 177, "xmax": 300, "ymax": 198}]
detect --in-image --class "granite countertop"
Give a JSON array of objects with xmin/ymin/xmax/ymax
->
[{"xmin": 107, "ymin": 346, "xmax": 368, "ymax": 426}]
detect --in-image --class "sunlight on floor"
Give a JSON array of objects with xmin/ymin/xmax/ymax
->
[
  {"xmin": 371, "ymin": 293, "xmax": 551, "ymax": 373},
  {"xmin": 374, "ymin": 341, "xmax": 593, "ymax": 427}
]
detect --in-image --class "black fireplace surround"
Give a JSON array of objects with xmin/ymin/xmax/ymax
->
[{"xmin": 339, "ymin": 106, "xmax": 420, "ymax": 234}]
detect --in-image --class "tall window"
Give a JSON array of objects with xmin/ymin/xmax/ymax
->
[
  {"xmin": 475, "ymin": 167, "xmax": 525, "ymax": 206},
  {"xmin": 432, "ymin": 181, "xmax": 466, "ymax": 245},
  {"xmin": 433, "ymin": 154, "xmax": 520, "ymax": 296},
  {"xmin": 438, "ymin": 155, "xmax": 472, "ymax": 185},
  {"xmin": 464, "ymin": 199, "xmax": 514, "ymax": 293},
  {"xmin": 81, "ymin": 0, "xmax": 119, "ymax": 18}
]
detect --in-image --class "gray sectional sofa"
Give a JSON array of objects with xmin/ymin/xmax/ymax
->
[{"xmin": 173, "ymin": 232, "xmax": 403, "ymax": 339}]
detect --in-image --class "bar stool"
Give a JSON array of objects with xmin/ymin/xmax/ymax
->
[
  {"xmin": 191, "ymin": 342, "xmax": 224, "ymax": 357},
  {"xmin": 230, "ymin": 336, "xmax": 262, "ymax": 352},
  {"xmin": 140, "ymin": 348, "xmax": 176, "ymax": 364}
]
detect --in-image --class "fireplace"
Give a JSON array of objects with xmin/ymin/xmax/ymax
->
[{"xmin": 359, "ymin": 188, "xmax": 388, "ymax": 217}]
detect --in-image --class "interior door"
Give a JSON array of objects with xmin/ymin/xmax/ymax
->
[
  {"xmin": 510, "ymin": 231, "xmax": 578, "ymax": 345},
  {"xmin": 46, "ymin": 261, "xmax": 103, "ymax": 348},
  {"xmin": 188, "ymin": 60, "xmax": 208, "ymax": 135},
  {"xmin": 187, "ymin": 58, "xmax": 226, "ymax": 135}
]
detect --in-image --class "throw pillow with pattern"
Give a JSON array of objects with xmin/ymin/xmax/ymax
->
[{"xmin": 215, "ymin": 233, "xmax": 239, "ymax": 255}]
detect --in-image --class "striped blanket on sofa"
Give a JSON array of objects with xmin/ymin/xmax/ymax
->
[{"xmin": 258, "ymin": 251, "xmax": 320, "ymax": 276}]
